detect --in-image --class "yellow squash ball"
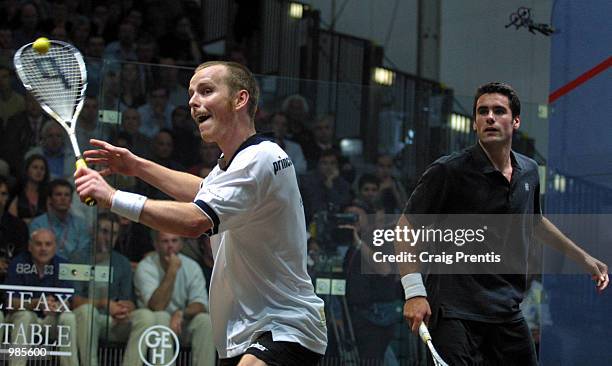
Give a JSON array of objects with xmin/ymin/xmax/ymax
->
[{"xmin": 32, "ymin": 37, "xmax": 50, "ymax": 54}]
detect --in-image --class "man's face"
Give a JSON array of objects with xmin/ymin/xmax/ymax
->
[
  {"xmin": 121, "ymin": 108, "xmax": 140, "ymax": 134},
  {"xmin": 359, "ymin": 183, "xmax": 379, "ymax": 205},
  {"xmin": 20, "ymin": 4, "xmax": 38, "ymax": 30},
  {"xmin": 49, "ymin": 185, "xmax": 72, "ymax": 214},
  {"xmin": 153, "ymin": 131, "xmax": 173, "ymax": 159},
  {"xmin": 96, "ymin": 219, "xmax": 119, "ymax": 253},
  {"xmin": 29, "ymin": 230, "xmax": 56, "ymax": 265},
  {"xmin": 87, "ymin": 37, "xmax": 105, "ymax": 58},
  {"xmin": 0, "ymin": 183, "xmax": 9, "ymax": 210},
  {"xmin": 150, "ymin": 89, "xmax": 168, "ymax": 111},
  {"xmin": 155, "ymin": 232, "xmax": 182, "ymax": 257},
  {"xmin": 189, "ymin": 65, "xmax": 237, "ymax": 143},
  {"xmin": 376, "ymin": 156, "xmax": 393, "ymax": 179},
  {"xmin": 318, "ymin": 155, "xmax": 338, "ymax": 177},
  {"xmin": 81, "ymin": 97, "xmax": 99, "ymax": 124},
  {"xmin": 42, "ymin": 124, "xmax": 65, "ymax": 153},
  {"xmin": 473, "ymin": 93, "xmax": 519, "ymax": 146},
  {"xmin": 313, "ymin": 118, "xmax": 333, "ymax": 145}
]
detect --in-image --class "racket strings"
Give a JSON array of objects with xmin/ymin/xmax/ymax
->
[{"xmin": 16, "ymin": 43, "xmax": 85, "ymax": 125}]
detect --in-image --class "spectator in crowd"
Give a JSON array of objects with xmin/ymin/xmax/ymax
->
[
  {"xmin": 119, "ymin": 108, "xmax": 152, "ymax": 158},
  {"xmin": 137, "ymin": 129, "xmax": 185, "ymax": 200},
  {"xmin": 4, "ymin": 228, "xmax": 78, "ymax": 366},
  {"xmin": 114, "ymin": 214, "xmax": 155, "ymax": 271},
  {"xmin": 99, "ymin": 68, "xmax": 120, "ymax": 110},
  {"xmin": 300, "ymin": 149, "xmax": 353, "ymax": 224},
  {"xmin": 135, "ymin": 35, "xmax": 158, "ymax": 91},
  {"xmin": 375, "ymin": 154, "xmax": 407, "ymax": 214},
  {"xmin": 84, "ymin": 35, "xmax": 106, "ymax": 96},
  {"xmin": 119, "ymin": 62, "xmax": 146, "ymax": 109},
  {"xmin": 29, "ymin": 179, "xmax": 90, "ymax": 261},
  {"xmin": 304, "ymin": 114, "xmax": 340, "ymax": 170},
  {"xmin": 8, "ymin": 154, "xmax": 49, "ymax": 224},
  {"xmin": 138, "ymin": 87, "xmax": 175, "ymax": 139},
  {"xmin": 73, "ymin": 213, "xmax": 157, "ymax": 366},
  {"xmin": 103, "ymin": 21, "xmax": 137, "ymax": 62},
  {"xmin": 12, "ymin": 2, "xmax": 43, "ymax": 49},
  {"xmin": 171, "ymin": 106, "xmax": 201, "ymax": 167},
  {"xmin": 0, "ymin": 176, "xmax": 28, "ymax": 282},
  {"xmin": 26, "ymin": 120, "xmax": 73, "ymax": 181},
  {"xmin": 281, "ymin": 94, "xmax": 313, "ymax": 148},
  {"xmin": 343, "ymin": 204, "xmax": 400, "ymax": 361},
  {"xmin": 158, "ymin": 57, "xmax": 189, "ymax": 107},
  {"xmin": 76, "ymin": 95, "xmax": 110, "ymax": 151},
  {"xmin": 39, "ymin": 0, "xmax": 72, "ymax": 36},
  {"xmin": 134, "ymin": 230, "xmax": 215, "ymax": 366},
  {"xmin": 125, "ymin": 8, "xmax": 144, "ymax": 38},
  {"xmin": 157, "ymin": 15, "xmax": 202, "ymax": 66},
  {"xmin": 1, "ymin": 93, "xmax": 44, "ymax": 176},
  {"xmin": 69, "ymin": 16, "xmax": 91, "ymax": 52},
  {"xmin": 354, "ymin": 173, "xmax": 380, "ymax": 214},
  {"xmin": 187, "ymin": 141, "xmax": 221, "ymax": 176},
  {"xmin": 0, "ymin": 26, "xmax": 15, "ymax": 65},
  {"xmin": 0, "ymin": 66, "xmax": 24, "ymax": 127},
  {"xmin": 270, "ymin": 112, "xmax": 307, "ymax": 175}
]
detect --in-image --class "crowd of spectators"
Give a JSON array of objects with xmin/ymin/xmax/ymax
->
[{"xmin": 0, "ymin": 1, "xmax": 413, "ymax": 363}]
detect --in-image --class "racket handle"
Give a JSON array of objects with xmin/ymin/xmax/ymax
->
[
  {"xmin": 75, "ymin": 158, "xmax": 97, "ymax": 206},
  {"xmin": 419, "ymin": 322, "xmax": 432, "ymax": 343}
]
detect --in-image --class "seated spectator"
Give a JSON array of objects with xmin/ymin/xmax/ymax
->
[
  {"xmin": 137, "ymin": 87, "xmax": 175, "ymax": 139},
  {"xmin": 270, "ymin": 112, "xmax": 307, "ymax": 175},
  {"xmin": 300, "ymin": 149, "xmax": 353, "ymax": 224},
  {"xmin": 103, "ymin": 21, "xmax": 137, "ymax": 61},
  {"xmin": 281, "ymin": 94, "xmax": 311, "ymax": 142},
  {"xmin": 0, "ymin": 176, "xmax": 28, "ymax": 282},
  {"xmin": 4, "ymin": 228, "xmax": 78, "ymax": 366},
  {"xmin": 158, "ymin": 57, "xmax": 189, "ymax": 107},
  {"xmin": 171, "ymin": 106, "xmax": 201, "ymax": 167},
  {"xmin": 303, "ymin": 114, "xmax": 340, "ymax": 170},
  {"xmin": 84, "ymin": 36, "xmax": 106, "ymax": 96},
  {"xmin": 137, "ymin": 129, "xmax": 185, "ymax": 200},
  {"xmin": 1, "ymin": 93, "xmax": 45, "ymax": 175},
  {"xmin": 114, "ymin": 215, "xmax": 154, "ymax": 271},
  {"xmin": 187, "ymin": 142, "xmax": 221, "ymax": 176},
  {"xmin": 8, "ymin": 154, "xmax": 49, "ymax": 224},
  {"xmin": 134, "ymin": 231, "xmax": 215, "ymax": 366},
  {"xmin": 0, "ymin": 66, "xmax": 25, "ymax": 128},
  {"xmin": 29, "ymin": 179, "xmax": 90, "ymax": 261},
  {"xmin": 119, "ymin": 62, "xmax": 146, "ymax": 109},
  {"xmin": 73, "ymin": 213, "xmax": 157, "ymax": 366},
  {"xmin": 76, "ymin": 95, "xmax": 111, "ymax": 152},
  {"xmin": 354, "ymin": 173, "xmax": 381, "ymax": 214},
  {"xmin": 157, "ymin": 16, "xmax": 202, "ymax": 66},
  {"xmin": 375, "ymin": 154, "xmax": 407, "ymax": 214},
  {"xmin": 118, "ymin": 108, "xmax": 152, "ymax": 158},
  {"xmin": 11, "ymin": 2, "xmax": 43, "ymax": 51},
  {"xmin": 25, "ymin": 121, "xmax": 73, "ymax": 181}
]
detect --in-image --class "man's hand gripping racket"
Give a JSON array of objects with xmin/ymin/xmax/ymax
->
[{"xmin": 14, "ymin": 39, "xmax": 96, "ymax": 205}]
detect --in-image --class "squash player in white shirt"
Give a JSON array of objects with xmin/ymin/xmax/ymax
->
[{"xmin": 75, "ymin": 61, "xmax": 327, "ymax": 365}]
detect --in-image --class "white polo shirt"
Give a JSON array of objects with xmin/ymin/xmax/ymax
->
[{"xmin": 193, "ymin": 135, "xmax": 328, "ymax": 358}]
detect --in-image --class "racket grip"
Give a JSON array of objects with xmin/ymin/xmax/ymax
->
[
  {"xmin": 419, "ymin": 322, "xmax": 432, "ymax": 343},
  {"xmin": 75, "ymin": 158, "xmax": 97, "ymax": 206}
]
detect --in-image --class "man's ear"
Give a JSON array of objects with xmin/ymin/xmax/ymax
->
[
  {"xmin": 234, "ymin": 90, "xmax": 249, "ymax": 112},
  {"xmin": 513, "ymin": 115, "xmax": 521, "ymax": 130}
]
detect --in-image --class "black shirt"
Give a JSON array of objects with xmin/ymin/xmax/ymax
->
[{"xmin": 403, "ymin": 143, "xmax": 542, "ymax": 323}]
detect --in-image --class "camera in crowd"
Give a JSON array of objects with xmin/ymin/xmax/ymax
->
[{"xmin": 313, "ymin": 204, "xmax": 358, "ymax": 250}]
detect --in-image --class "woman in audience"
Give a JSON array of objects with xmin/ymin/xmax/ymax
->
[{"xmin": 8, "ymin": 154, "xmax": 49, "ymax": 224}]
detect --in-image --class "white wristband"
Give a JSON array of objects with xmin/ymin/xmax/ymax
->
[
  {"xmin": 401, "ymin": 273, "xmax": 427, "ymax": 300},
  {"xmin": 111, "ymin": 190, "xmax": 147, "ymax": 223}
]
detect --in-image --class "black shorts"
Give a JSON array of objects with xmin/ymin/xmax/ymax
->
[
  {"xmin": 219, "ymin": 332, "xmax": 323, "ymax": 366},
  {"xmin": 430, "ymin": 317, "xmax": 538, "ymax": 366}
]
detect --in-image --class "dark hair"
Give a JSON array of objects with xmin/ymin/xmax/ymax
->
[
  {"xmin": 194, "ymin": 61, "xmax": 260, "ymax": 119},
  {"xmin": 318, "ymin": 148, "xmax": 341, "ymax": 162},
  {"xmin": 48, "ymin": 179, "xmax": 73, "ymax": 196},
  {"xmin": 23, "ymin": 154, "xmax": 50, "ymax": 185},
  {"xmin": 472, "ymin": 82, "xmax": 521, "ymax": 118},
  {"xmin": 358, "ymin": 173, "xmax": 380, "ymax": 190},
  {"xmin": 97, "ymin": 212, "xmax": 119, "ymax": 225}
]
